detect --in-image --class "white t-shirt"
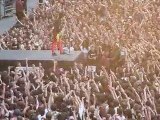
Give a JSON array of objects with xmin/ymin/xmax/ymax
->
[{"xmin": 37, "ymin": 109, "xmax": 48, "ymax": 120}]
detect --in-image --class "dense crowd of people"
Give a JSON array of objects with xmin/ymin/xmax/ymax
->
[
  {"xmin": 0, "ymin": 0, "xmax": 160, "ymax": 119},
  {"xmin": 0, "ymin": 59, "xmax": 160, "ymax": 120}
]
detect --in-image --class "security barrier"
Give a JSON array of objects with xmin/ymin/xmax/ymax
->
[
  {"xmin": 0, "ymin": 0, "xmax": 3, "ymax": 19},
  {"xmin": 0, "ymin": 0, "xmax": 15, "ymax": 18},
  {"xmin": 4, "ymin": 0, "xmax": 15, "ymax": 17}
]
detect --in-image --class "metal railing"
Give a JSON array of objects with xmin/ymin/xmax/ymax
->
[
  {"xmin": 0, "ymin": 0, "xmax": 3, "ymax": 19},
  {"xmin": 4, "ymin": 0, "xmax": 15, "ymax": 17},
  {"xmin": 0, "ymin": 0, "xmax": 15, "ymax": 19}
]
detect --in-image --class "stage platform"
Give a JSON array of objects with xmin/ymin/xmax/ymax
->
[{"xmin": 0, "ymin": 50, "xmax": 83, "ymax": 61}]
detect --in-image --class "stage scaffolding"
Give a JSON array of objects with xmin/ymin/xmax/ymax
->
[{"xmin": 0, "ymin": 0, "xmax": 15, "ymax": 19}]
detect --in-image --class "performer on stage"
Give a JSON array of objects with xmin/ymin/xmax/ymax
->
[
  {"xmin": 51, "ymin": 12, "xmax": 65, "ymax": 55},
  {"xmin": 51, "ymin": 29, "xmax": 63, "ymax": 55}
]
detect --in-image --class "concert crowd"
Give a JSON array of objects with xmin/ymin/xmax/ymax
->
[{"xmin": 0, "ymin": 0, "xmax": 160, "ymax": 120}]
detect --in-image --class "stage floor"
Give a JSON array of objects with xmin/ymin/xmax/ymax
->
[{"xmin": 0, "ymin": 50, "xmax": 82, "ymax": 61}]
